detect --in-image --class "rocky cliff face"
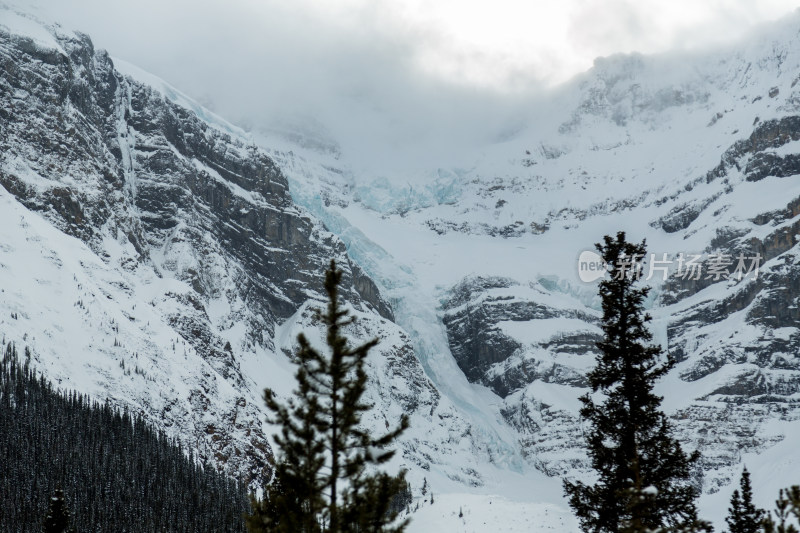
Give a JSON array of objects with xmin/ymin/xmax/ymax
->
[
  {"xmin": 442, "ymin": 276, "xmax": 599, "ymax": 397},
  {"xmin": 0, "ymin": 22, "xmax": 389, "ymax": 325},
  {"xmin": 0, "ymin": 12, "xmax": 474, "ymax": 488}
]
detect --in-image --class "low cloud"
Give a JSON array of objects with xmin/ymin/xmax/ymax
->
[{"xmin": 17, "ymin": 0, "xmax": 800, "ymax": 172}]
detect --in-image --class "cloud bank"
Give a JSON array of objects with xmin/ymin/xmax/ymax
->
[{"xmin": 15, "ymin": 0, "xmax": 800, "ymax": 171}]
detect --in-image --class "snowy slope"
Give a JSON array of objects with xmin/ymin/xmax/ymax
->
[{"xmin": 0, "ymin": 182, "xmax": 275, "ymax": 482}]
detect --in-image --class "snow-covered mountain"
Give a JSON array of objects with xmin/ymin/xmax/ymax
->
[
  {"xmin": 3, "ymin": 4, "xmax": 800, "ymax": 530},
  {"xmin": 258, "ymin": 11, "xmax": 800, "ymax": 526},
  {"xmin": 0, "ymin": 7, "xmax": 502, "ymax": 502}
]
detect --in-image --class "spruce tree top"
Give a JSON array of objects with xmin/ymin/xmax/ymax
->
[
  {"xmin": 726, "ymin": 467, "xmax": 765, "ymax": 533},
  {"xmin": 249, "ymin": 259, "xmax": 409, "ymax": 533},
  {"xmin": 563, "ymin": 232, "xmax": 707, "ymax": 533},
  {"xmin": 43, "ymin": 488, "xmax": 75, "ymax": 533},
  {"xmin": 591, "ymin": 232, "xmax": 672, "ymax": 393}
]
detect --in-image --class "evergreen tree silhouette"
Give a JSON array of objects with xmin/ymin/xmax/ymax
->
[
  {"xmin": 248, "ymin": 259, "xmax": 409, "ymax": 532},
  {"xmin": 42, "ymin": 488, "xmax": 75, "ymax": 533},
  {"xmin": 563, "ymin": 232, "xmax": 711, "ymax": 533},
  {"xmin": 726, "ymin": 467, "xmax": 764, "ymax": 533},
  {"xmin": 763, "ymin": 486, "xmax": 800, "ymax": 533}
]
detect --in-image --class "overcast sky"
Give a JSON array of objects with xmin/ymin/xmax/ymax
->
[{"xmin": 18, "ymin": 0, "xmax": 800, "ymax": 171}]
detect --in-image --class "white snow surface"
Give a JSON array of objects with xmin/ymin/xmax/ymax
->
[
  {"xmin": 0, "ymin": 185, "xmax": 271, "ymax": 465},
  {"xmin": 0, "ymin": 7, "xmax": 64, "ymax": 54}
]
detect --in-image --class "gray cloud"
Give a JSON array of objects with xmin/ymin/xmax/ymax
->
[
  {"xmin": 567, "ymin": 0, "xmax": 798, "ymax": 57},
  {"xmin": 19, "ymin": 0, "xmax": 540, "ymax": 171},
  {"xmin": 15, "ymin": 0, "xmax": 800, "ymax": 172}
]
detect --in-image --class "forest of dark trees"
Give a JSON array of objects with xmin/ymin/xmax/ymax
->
[{"xmin": 0, "ymin": 341, "xmax": 250, "ymax": 532}]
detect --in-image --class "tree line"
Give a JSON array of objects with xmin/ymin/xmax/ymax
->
[{"xmin": 0, "ymin": 342, "xmax": 249, "ymax": 532}]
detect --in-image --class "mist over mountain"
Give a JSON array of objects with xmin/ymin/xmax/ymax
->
[
  {"xmin": 3, "ymin": 4, "xmax": 800, "ymax": 531},
  {"xmin": 11, "ymin": 1, "xmax": 800, "ymax": 175}
]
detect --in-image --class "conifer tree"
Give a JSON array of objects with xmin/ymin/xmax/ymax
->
[
  {"xmin": 763, "ymin": 486, "xmax": 800, "ymax": 533},
  {"xmin": 248, "ymin": 259, "xmax": 409, "ymax": 533},
  {"xmin": 42, "ymin": 488, "xmax": 75, "ymax": 533},
  {"xmin": 2, "ymin": 342, "xmax": 248, "ymax": 532},
  {"xmin": 726, "ymin": 467, "xmax": 764, "ymax": 533},
  {"xmin": 563, "ymin": 232, "xmax": 710, "ymax": 533}
]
